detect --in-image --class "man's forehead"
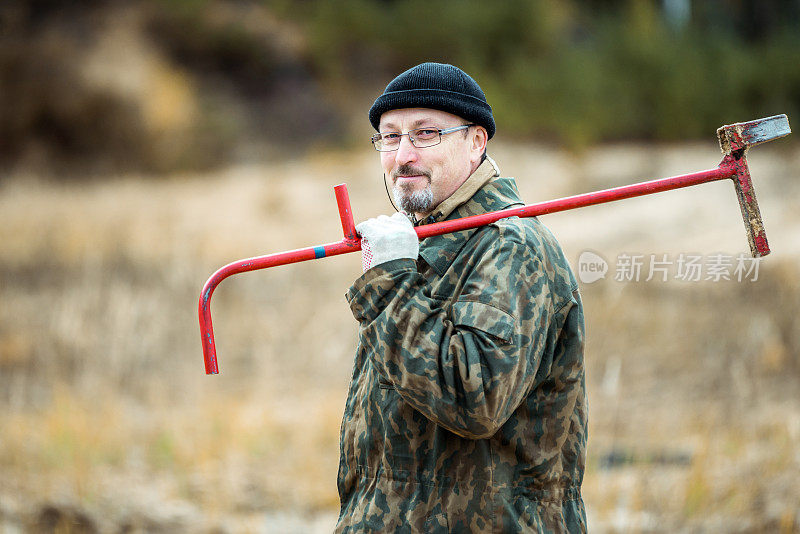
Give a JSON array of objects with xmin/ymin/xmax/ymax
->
[{"xmin": 379, "ymin": 108, "xmax": 462, "ymax": 130}]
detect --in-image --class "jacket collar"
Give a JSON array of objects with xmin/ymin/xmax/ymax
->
[
  {"xmin": 416, "ymin": 156, "xmax": 501, "ymax": 225},
  {"xmin": 417, "ymin": 158, "xmax": 525, "ymax": 276}
]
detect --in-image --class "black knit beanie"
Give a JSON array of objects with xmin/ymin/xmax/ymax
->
[{"xmin": 369, "ymin": 62, "xmax": 495, "ymax": 139}]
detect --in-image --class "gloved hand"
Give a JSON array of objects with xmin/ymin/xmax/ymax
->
[{"xmin": 356, "ymin": 212, "xmax": 419, "ymax": 272}]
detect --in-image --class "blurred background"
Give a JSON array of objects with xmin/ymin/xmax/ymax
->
[{"xmin": 1, "ymin": 0, "xmax": 799, "ymax": 532}]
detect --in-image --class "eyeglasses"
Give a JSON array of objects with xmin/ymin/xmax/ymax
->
[{"xmin": 371, "ymin": 124, "xmax": 474, "ymax": 152}]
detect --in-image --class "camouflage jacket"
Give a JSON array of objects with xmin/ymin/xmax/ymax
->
[{"xmin": 337, "ymin": 159, "xmax": 588, "ymax": 533}]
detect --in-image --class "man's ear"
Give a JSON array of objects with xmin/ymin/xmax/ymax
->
[{"xmin": 471, "ymin": 126, "xmax": 488, "ymax": 157}]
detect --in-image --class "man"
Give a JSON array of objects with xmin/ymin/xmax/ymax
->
[{"xmin": 336, "ymin": 62, "xmax": 587, "ymax": 533}]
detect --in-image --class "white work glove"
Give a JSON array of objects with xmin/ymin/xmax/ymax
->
[{"xmin": 356, "ymin": 212, "xmax": 419, "ymax": 272}]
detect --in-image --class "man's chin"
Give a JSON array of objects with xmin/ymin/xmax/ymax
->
[{"xmin": 394, "ymin": 186, "xmax": 435, "ymax": 214}]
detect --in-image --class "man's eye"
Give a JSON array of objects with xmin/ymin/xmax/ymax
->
[
  {"xmin": 382, "ymin": 133, "xmax": 401, "ymax": 140},
  {"xmin": 415, "ymin": 129, "xmax": 438, "ymax": 139}
]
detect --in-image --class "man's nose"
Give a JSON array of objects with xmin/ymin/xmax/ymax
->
[{"xmin": 394, "ymin": 135, "xmax": 419, "ymax": 165}]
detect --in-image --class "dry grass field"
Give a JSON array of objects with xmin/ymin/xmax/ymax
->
[{"xmin": 1, "ymin": 142, "xmax": 799, "ymax": 532}]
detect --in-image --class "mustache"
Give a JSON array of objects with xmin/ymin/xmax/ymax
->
[{"xmin": 392, "ymin": 164, "xmax": 431, "ymax": 181}]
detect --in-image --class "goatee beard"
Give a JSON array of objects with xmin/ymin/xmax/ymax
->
[
  {"xmin": 393, "ymin": 185, "xmax": 434, "ymax": 214},
  {"xmin": 392, "ymin": 164, "xmax": 433, "ymax": 213}
]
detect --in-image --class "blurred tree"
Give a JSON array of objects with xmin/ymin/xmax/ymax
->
[{"xmin": 0, "ymin": 0, "xmax": 798, "ymax": 175}]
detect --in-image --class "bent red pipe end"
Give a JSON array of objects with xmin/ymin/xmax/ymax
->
[
  {"xmin": 199, "ymin": 184, "xmax": 360, "ymax": 375},
  {"xmin": 200, "ymin": 277, "xmax": 220, "ymax": 375}
]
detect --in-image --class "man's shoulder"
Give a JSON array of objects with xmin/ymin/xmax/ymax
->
[
  {"xmin": 483, "ymin": 215, "xmax": 578, "ymax": 294},
  {"xmin": 488, "ymin": 214, "xmax": 559, "ymax": 254}
]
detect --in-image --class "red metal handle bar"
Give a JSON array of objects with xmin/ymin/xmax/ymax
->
[
  {"xmin": 200, "ymin": 161, "xmax": 739, "ymax": 375},
  {"xmin": 414, "ymin": 164, "xmax": 737, "ymax": 239}
]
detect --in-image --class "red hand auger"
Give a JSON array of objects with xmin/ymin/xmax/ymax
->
[{"xmin": 200, "ymin": 115, "xmax": 790, "ymax": 375}]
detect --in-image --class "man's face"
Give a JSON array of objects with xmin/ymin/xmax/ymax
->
[{"xmin": 378, "ymin": 108, "xmax": 486, "ymax": 216}]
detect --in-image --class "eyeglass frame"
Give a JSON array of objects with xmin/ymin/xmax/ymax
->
[{"xmin": 371, "ymin": 124, "xmax": 475, "ymax": 152}]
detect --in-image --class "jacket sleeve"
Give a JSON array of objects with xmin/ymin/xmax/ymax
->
[{"xmin": 346, "ymin": 223, "xmax": 557, "ymax": 440}]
